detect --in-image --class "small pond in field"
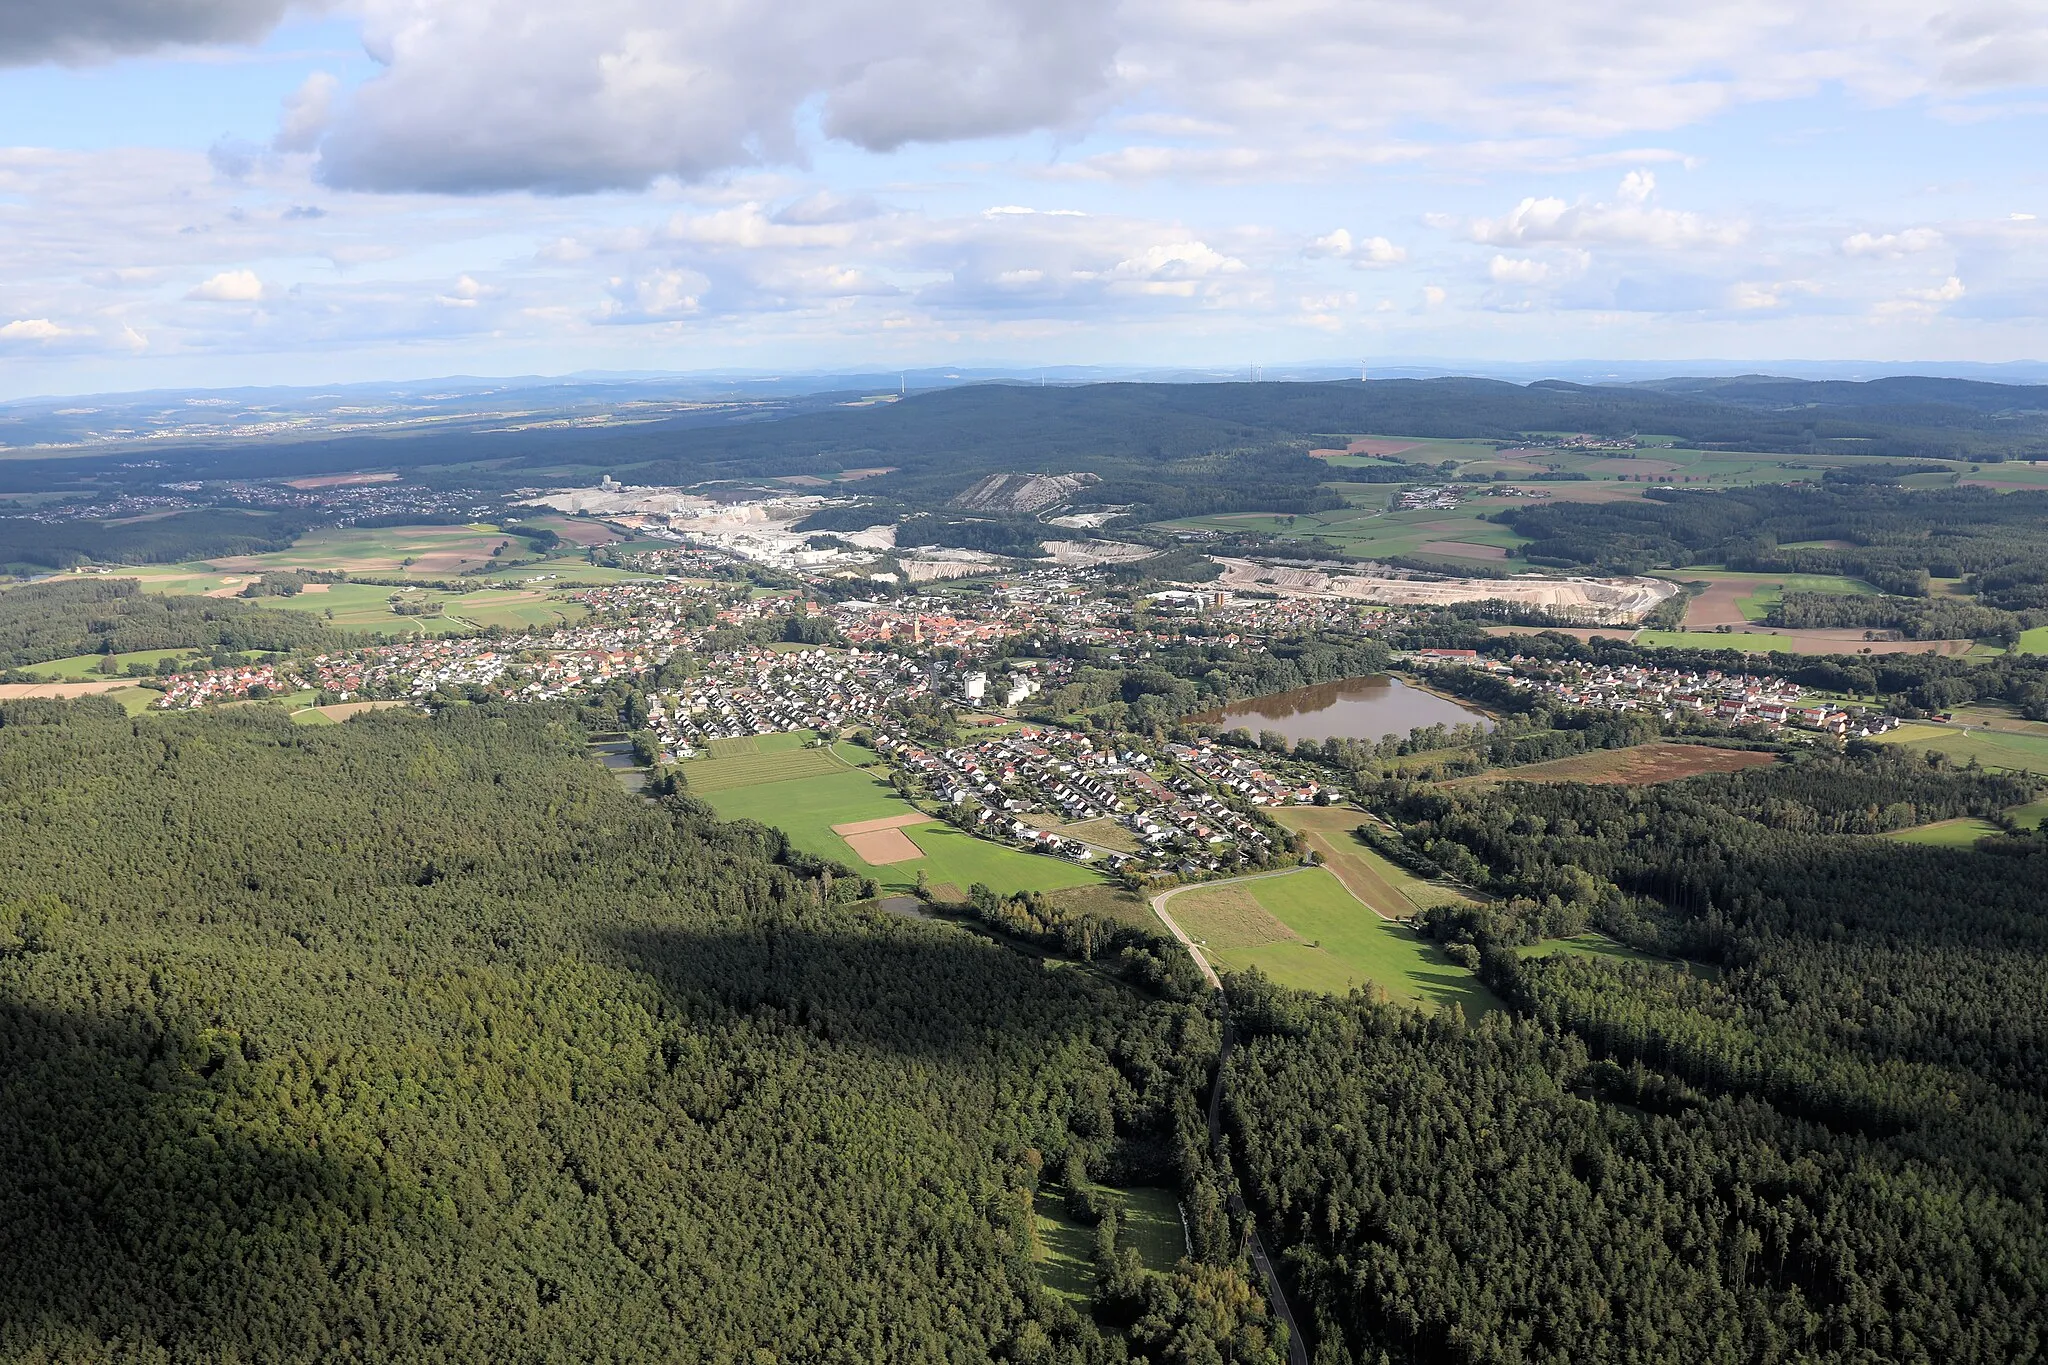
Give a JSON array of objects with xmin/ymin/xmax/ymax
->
[{"xmin": 1191, "ymin": 674, "xmax": 1490, "ymax": 745}]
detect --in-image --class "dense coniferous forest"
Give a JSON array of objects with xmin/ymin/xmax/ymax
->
[
  {"xmin": 0, "ymin": 578, "xmax": 342, "ymax": 666},
  {"xmin": 0, "ymin": 698, "xmax": 1287, "ymax": 1363},
  {"xmin": 1500, "ymin": 482, "xmax": 2048, "ymax": 589},
  {"xmin": 0, "ymin": 509, "xmax": 311, "ymax": 572},
  {"xmin": 1220, "ymin": 750, "xmax": 2047, "ymax": 1363}
]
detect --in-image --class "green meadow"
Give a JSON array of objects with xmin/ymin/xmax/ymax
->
[
  {"xmin": 1171, "ymin": 868, "xmax": 1498, "ymax": 1020},
  {"xmin": 695, "ymin": 762, "xmax": 1102, "ymax": 897}
]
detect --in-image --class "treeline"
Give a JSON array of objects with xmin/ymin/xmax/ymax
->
[
  {"xmin": 1767, "ymin": 589, "xmax": 2035, "ymax": 642},
  {"xmin": 1500, "ymin": 482, "xmax": 2048, "ymax": 592},
  {"xmin": 896, "ymin": 512, "xmax": 1051, "ymax": 558},
  {"xmin": 1396, "ymin": 626, "xmax": 2048, "ymax": 721},
  {"xmin": 0, "ymin": 698, "xmax": 1291, "ymax": 1361},
  {"xmin": 1028, "ymin": 634, "xmax": 1393, "ymax": 731},
  {"xmin": 0, "ymin": 507, "xmax": 311, "ymax": 572},
  {"xmin": 960, "ymin": 884, "xmax": 1208, "ymax": 998},
  {"xmin": 0, "ymin": 577, "xmax": 341, "ymax": 666}
]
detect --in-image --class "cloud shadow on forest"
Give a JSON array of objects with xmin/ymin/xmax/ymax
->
[
  {"xmin": 0, "ymin": 999, "xmax": 431, "ymax": 1358},
  {"xmin": 609, "ymin": 916, "xmax": 1115, "ymax": 1063}
]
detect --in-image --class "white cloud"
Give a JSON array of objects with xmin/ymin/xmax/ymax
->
[
  {"xmin": 1841, "ymin": 227, "xmax": 1944, "ymax": 257},
  {"xmin": 1489, "ymin": 255, "xmax": 1553, "ymax": 284},
  {"xmin": 1306, "ymin": 228, "xmax": 1407, "ymax": 266},
  {"xmin": 313, "ymin": 0, "xmax": 1118, "ymax": 193},
  {"xmin": 274, "ymin": 73, "xmax": 339, "ymax": 155},
  {"xmin": 1874, "ymin": 275, "xmax": 1967, "ymax": 316},
  {"xmin": 186, "ymin": 269, "xmax": 265, "ymax": 302},
  {"xmin": 0, "ymin": 318, "xmax": 86, "ymax": 342},
  {"xmin": 1465, "ymin": 172, "xmax": 1743, "ymax": 249}
]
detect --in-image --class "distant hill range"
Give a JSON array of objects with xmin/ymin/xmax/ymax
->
[{"xmin": 3, "ymin": 375, "xmax": 2046, "ymax": 504}]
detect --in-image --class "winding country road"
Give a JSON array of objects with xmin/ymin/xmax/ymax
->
[{"xmin": 1148, "ymin": 869, "xmax": 1313, "ymax": 1365}]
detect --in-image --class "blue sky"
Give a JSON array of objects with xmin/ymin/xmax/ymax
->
[{"xmin": 2, "ymin": 0, "xmax": 2045, "ymax": 396}]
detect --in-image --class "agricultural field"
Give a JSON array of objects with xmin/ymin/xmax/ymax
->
[
  {"xmin": 1871, "ymin": 724, "xmax": 2048, "ymax": 774},
  {"xmin": 207, "ymin": 523, "xmax": 529, "ymax": 576},
  {"xmin": 256, "ymin": 582, "xmax": 588, "ymax": 635},
  {"xmin": 1635, "ymin": 628, "xmax": 1853, "ymax": 653},
  {"xmin": 684, "ymin": 745, "xmax": 845, "ymax": 792},
  {"xmin": 19, "ymin": 647, "xmax": 210, "ymax": 680},
  {"xmin": 1661, "ymin": 571, "xmax": 1877, "ymax": 631},
  {"xmin": 1167, "ymin": 868, "xmax": 1498, "ymax": 1020},
  {"xmin": 1445, "ymin": 743, "xmax": 1779, "ymax": 788},
  {"xmin": 1159, "ymin": 504, "xmax": 1527, "ymax": 564},
  {"xmin": 2016, "ymin": 626, "xmax": 2048, "ymax": 655},
  {"xmin": 694, "ymin": 759, "xmax": 1102, "ymax": 897},
  {"xmin": 1271, "ymin": 806, "xmax": 1472, "ymax": 919}
]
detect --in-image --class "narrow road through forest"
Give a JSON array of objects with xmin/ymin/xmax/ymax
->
[{"xmin": 1149, "ymin": 870, "xmax": 1313, "ymax": 1365}]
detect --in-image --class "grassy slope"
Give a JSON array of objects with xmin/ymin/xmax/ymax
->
[
  {"xmin": 1872, "ymin": 724, "xmax": 2048, "ymax": 773},
  {"xmin": 1179, "ymin": 868, "xmax": 1497, "ymax": 1020}
]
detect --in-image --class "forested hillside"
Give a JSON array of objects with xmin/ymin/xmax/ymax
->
[
  {"xmin": 5, "ymin": 376, "xmax": 2045, "ymax": 503},
  {"xmin": 1222, "ymin": 750, "xmax": 2048, "ymax": 1363},
  {"xmin": 0, "ymin": 699, "xmax": 1273, "ymax": 1362},
  {"xmin": 0, "ymin": 578, "xmax": 340, "ymax": 666},
  {"xmin": 1500, "ymin": 481, "xmax": 2048, "ymax": 588},
  {"xmin": 0, "ymin": 508, "xmax": 310, "ymax": 572}
]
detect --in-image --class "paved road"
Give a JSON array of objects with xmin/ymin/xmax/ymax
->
[{"xmin": 1151, "ymin": 869, "xmax": 1313, "ymax": 1365}]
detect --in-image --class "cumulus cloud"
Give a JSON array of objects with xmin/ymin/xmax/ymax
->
[
  {"xmin": 186, "ymin": 269, "xmax": 265, "ymax": 301},
  {"xmin": 1464, "ymin": 172, "xmax": 1743, "ymax": 249},
  {"xmin": 1489, "ymin": 255, "xmax": 1553, "ymax": 284},
  {"xmin": 601, "ymin": 268, "xmax": 708, "ymax": 323},
  {"xmin": 312, "ymin": 0, "xmax": 1117, "ymax": 193},
  {"xmin": 1841, "ymin": 227, "xmax": 1944, "ymax": 257},
  {"xmin": 0, "ymin": 318, "xmax": 87, "ymax": 342},
  {"xmin": 1305, "ymin": 229, "xmax": 1407, "ymax": 266},
  {"xmin": 1875, "ymin": 275, "xmax": 1966, "ymax": 315},
  {"xmin": 231, "ymin": 0, "xmax": 2048, "ymax": 196},
  {"xmin": 0, "ymin": 0, "xmax": 291, "ymax": 66}
]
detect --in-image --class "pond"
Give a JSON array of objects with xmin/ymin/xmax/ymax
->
[
  {"xmin": 588, "ymin": 738, "xmax": 648, "ymax": 792},
  {"xmin": 1191, "ymin": 675, "xmax": 1491, "ymax": 745}
]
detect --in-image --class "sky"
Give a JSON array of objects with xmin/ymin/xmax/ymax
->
[{"xmin": 1, "ymin": 0, "xmax": 2045, "ymax": 396}]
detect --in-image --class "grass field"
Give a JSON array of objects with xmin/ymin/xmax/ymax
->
[
  {"xmin": 699, "ymin": 765, "xmax": 1103, "ymax": 896},
  {"xmin": 1884, "ymin": 817, "xmax": 2000, "ymax": 847},
  {"xmin": 257, "ymin": 583, "xmax": 587, "ymax": 635},
  {"xmin": 1041, "ymin": 882, "xmax": 1159, "ymax": 932},
  {"xmin": 1117, "ymin": 1187, "xmax": 1188, "ymax": 1271},
  {"xmin": 1515, "ymin": 934, "xmax": 1665, "ymax": 967},
  {"xmin": 1635, "ymin": 629, "xmax": 1820, "ymax": 652},
  {"xmin": 1446, "ymin": 743, "xmax": 1780, "ymax": 787},
  {"xmin": 1871, "ymin": 724, "xmax": 2048, "ymax": 774},
  {"xmin": 2016, "ymin": 626, "xmax": 2048, "ymax": 655},
  {"xmin": 684, "ymin": 746, "xmax": 845, "ymax": 792},
  {"xmin": 1171, "ymin": 868, "xmax": 1498, "ymax": 1019},
  {"xmin": 20, "ymin": 648, "xmax": 206, "ymax": 680},
  {"xmin": 1032, "ymin": 1183, "xmax": 1186, "ymax": 1302},
  {"xmin": 1032, "ymin": 1199, "xmax": 1095, "ymax": 1303},
  {"xmin": 208, "ymin": 524, "xmax": 527, "ymax": 577},
  {"xmin": 1054, "ymin": 816, "xmax": 1143, "ymax": 853},
  {"xmin": 1271, "ymin": 806, "xmax": 1472, "ymax": 919}
]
